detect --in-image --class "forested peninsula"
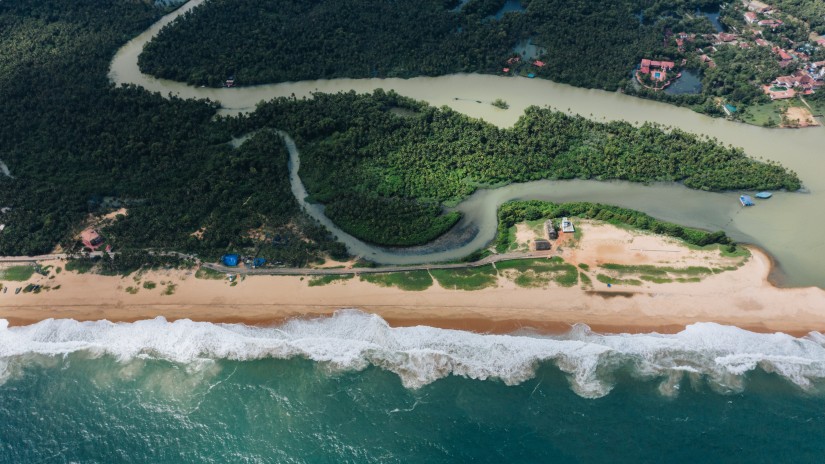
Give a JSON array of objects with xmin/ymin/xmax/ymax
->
[{"xmin": 240, "ymin": 90, "xmax": 800, "ymax": 246}]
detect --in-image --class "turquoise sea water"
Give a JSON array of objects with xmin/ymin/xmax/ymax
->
[{"xmin": 2, "ymin": 312, "xmax": 825, "ymax": 462}]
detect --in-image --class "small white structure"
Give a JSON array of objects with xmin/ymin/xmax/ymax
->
[{"xmin": 561, "ymin": 217, "xmax": 575, "ymax": 233}]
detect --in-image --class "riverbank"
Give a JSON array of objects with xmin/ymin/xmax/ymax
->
[{"xmin": 2, "ymin": 222, "xmax": 823, "ymax": 335}]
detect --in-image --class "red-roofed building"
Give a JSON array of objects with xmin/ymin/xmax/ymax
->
[
  {"xmin": 81, "ymin": 229, "xmax": 104, "ymax": 251},
  {"xmin": 772, "ymin": 71, "xmax": 822, "ymax": 91},
  {"xmin": 755, "ymin": 38, "xmax": 769, "ymax": 46},
  {"xmin": 758, "ymin": 19, "xmax": 783, "ymax": 29},
  {"xmin": 502, "ymin": 67, "xmax": 510, "ymax": 73},
  {"xmin": 773, "ymin": 47, "xmax": 793, "ymax": 66},
  {"xmin": 744, "ymin": 12, "xmax": 758, "ymax": 24},
  {"xmin": 717, "ymin": 33, "xmax": 737, "ymax": 43},
  {"xmin": 700, "ymin": 54, "xmax": 717, "ymax": 69},
  {"xmin": 533, "ymin": 60, "xmax": 545, "ymax": 67},
  {"xmin": 773, "ymin": 75, "xmax": 795, "ymax": 88},
  {"xmin": 637, "ymin": 59, "xmax": 677, "ymax": 84}
]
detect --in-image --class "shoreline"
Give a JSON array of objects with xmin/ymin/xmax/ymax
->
[{"xmin": 2, "ymin": 222, "xmax": 824, "ymax": 337}]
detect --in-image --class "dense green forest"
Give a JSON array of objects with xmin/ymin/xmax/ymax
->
[
  {"xmin": 0, "ymin": 0, "xmax": 345, "ymax": 264},
  {"xmin": 0, "ymin": 0, "xmax": 804, "ymax": 263},
  {"xmin": 139, "ymin": 0, "xmax": 721, "ymax": 91},
  {"xmin": 770, "ymin": 0, "xmax": 825, "ymax": 33},
  {"xmin": 242, "ymin": 90, "xmax": 799, "ymax": 246}
]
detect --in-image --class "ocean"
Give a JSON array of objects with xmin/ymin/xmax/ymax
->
[{"xmin": 2, "ymin": 310, "xmax": 825, "ymax": 462}]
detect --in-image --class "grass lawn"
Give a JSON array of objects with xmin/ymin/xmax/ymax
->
[
  {"xmin": 431, "ymin": 265, "xmax": 498, "ymax": 290},
  {"xmin": 361, "ymin": 271, "xmax": 433, "ymax": 291},
  {"xmin": 0, "ymin": 265, "xmax": 35, "ymax": 281},
  {"xmin": 741, "ymin": 99, "xmax": 790, "ymax": 126}
]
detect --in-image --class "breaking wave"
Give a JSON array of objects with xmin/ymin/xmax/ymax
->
[{"xmin": 2, "ymin": 310, "xmax": 825, "ymax": 398}]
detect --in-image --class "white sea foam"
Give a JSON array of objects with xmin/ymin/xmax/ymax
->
[{"xmin": 1, "ymin": 311, "xmax": 825, "ymax": 398}]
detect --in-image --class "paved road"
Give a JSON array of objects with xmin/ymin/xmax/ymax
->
[
  {"xmin": 202, "ymin": 250, "xmax": 556, "ymax": 276},
  {"xmin": 0, "ymin": 250, "xmax": 196, "ymax": 263},
  {"xmin": 0, "ymin": 249, "xmax": 557, "ymax": 277}
]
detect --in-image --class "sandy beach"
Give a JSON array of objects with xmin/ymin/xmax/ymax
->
[{"xmin": 1, "ymin": 222, "xmax": 823, "ymax": 335}]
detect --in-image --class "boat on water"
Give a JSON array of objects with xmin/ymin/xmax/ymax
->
[
  {"xmin": 740, "ymin": 195, "xmax": 755, "ymax": 207},
  {"xmin": 755, "ymin": 192, "xmax": 773, "ymax": 199}
]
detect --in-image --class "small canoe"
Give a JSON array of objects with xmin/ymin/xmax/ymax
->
[
  {"xmin": 740, "ymin": 195, "xmax": 755, "ymax": 206},
  {"xmin": 755, "ymin": 192, "xmax": 772, "ymax": 199}
]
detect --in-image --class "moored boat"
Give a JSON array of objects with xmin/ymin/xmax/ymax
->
[
  {"xmin": 755, "ymin": 191, "xmax": 772, "ymax": 199},
  {"xmin": 740, "ymin": 195, "xmax": 755, "ymax": 206}
]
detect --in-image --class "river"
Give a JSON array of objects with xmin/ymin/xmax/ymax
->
[{"xmin": 110, "ymin": 0, "xmax": 825, "ymax": 287}]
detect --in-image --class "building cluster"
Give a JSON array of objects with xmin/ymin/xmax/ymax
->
[
  {"xmin": 636, "ymin": 59, "xmax": 679, "ymax": 90},
  {"xmin": 669, "ymin": 0, "xmax": 825, "ymax": 101},
  {"xmin": 766, "ymin": 62, "xmax": 825, "ymax": 100},
  {"xmin": 530, "ymin": 218, "xmax": 573, "ymax": 251}
]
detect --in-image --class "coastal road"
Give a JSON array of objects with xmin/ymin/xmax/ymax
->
[
  {"xmin": 0, "ymin": 250, "xmax": 558, "ymax": 276},
  {"xmin": 201, "ymin": 250, "xmax": 557, "ymax": 276}
]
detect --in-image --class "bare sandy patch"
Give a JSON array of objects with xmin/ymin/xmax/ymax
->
[
  {"xmin": 514, "ymin": 223, "xmax": 537, "ymax": 248},
  {"xmin": 562, "ymin": 220, "xmax": 738, "ymax": 271},
  {"xmin": 783, "ymin": 106, "xmax": 820, "ymax": 128}
]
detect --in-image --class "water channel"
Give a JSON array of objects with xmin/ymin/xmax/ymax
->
[{"xmin": 110, "ymin": 0, "xmax": 825, "ymax": 287}]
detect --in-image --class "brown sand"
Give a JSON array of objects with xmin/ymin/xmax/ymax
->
[
  {"xmin": 1, "ymin": 222, "xmax": 824, "ymax": 336},
  {"xmin": 783, "ymin": 106, "xmax": 820, "ymax": 128}
]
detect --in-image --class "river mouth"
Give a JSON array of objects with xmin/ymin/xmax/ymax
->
[{"xmin": 109, "ymin": 0, "xmax": 825, "ymax": 288}]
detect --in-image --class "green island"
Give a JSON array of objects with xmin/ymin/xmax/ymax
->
[
  {"xmin": 139, "ymin": 0, "xmax": 825, "ymax": 123},
  {"xmin": 244, "ymin": 90, "xmax": 798, "ymax": 246}
]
